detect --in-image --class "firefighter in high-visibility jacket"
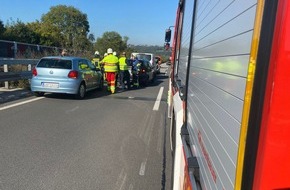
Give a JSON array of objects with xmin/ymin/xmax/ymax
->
[
  {"xmin": 100, "ymin": 53, "xmax": 108, "ymax": 80},
  {"xmin": 91, "ymin": 51, "xmax": 101, "ymax": 69},
  {"xmin": 118, "ymin": 52, "xmax": 130, "ymax": 90},
  {"xmin": 102, "ymin": 48, "xmax": 119, "ymax": 94}
]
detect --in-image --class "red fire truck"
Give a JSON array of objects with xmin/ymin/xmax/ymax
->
[{"xmin": 167, "ymin": 0, "xmax": 290, "ymax": 189}]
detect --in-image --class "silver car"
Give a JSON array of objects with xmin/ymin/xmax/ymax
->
[{"xmin": 30, "ymin": 56, "xmax": 103, "ymax": 99}]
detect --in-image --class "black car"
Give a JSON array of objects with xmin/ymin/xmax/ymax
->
[{"xmin": 130, "ymin": 59, "xmax": 155, "ymax": 86}]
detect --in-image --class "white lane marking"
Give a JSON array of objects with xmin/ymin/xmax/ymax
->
[
  {"xmin": 114, "ymin": 168, "xmax": 127, "ymax": 190},
  {"xmin": 0, "ymin": 97, "xmax": 44, "ymax": 111},
  {"xmin": 65, "ymin": 106, "xmax": 79, "ymax": 114},
  {"xmin": 153, "ymin": 87, "xmax": 164, "ymax": 111},
  {"xmin": 118, "ymin": 174, "xmax": 127, "ymax": 190},
  {"xmin": 139, "ymin": 159, "xmax": 147, "ymax": 176}
]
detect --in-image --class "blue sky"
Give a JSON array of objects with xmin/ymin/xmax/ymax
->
[{"xmin": 0, "ymin": 0, "xmax": 177, "ymax": 46}]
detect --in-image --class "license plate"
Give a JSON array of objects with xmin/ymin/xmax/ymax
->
[{"xmin": 42, "ymin": 82, "xmax": 59, "ymax": 88}]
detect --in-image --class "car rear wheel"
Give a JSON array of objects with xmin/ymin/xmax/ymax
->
[
  {"xmin": 98, "ymin": 78, "xmax": 104, "ymax": 91},
  {"xmin": 151, "ymin": 73, "xmax": 156, "ymax": 84},
  {"xmin": 75, "ymin": 83, "xmax": 86, "ymax": 99},
  {"xmin": 34, "ymin": 92, "xmax": 45, "ymax": 97},
  {"xmin": 145, "ymin": 76, "xmax": 150, "ymax": 86},
  {"xmin": 140, "ymin": 75, "xmax": 149, "ymax": 87}
]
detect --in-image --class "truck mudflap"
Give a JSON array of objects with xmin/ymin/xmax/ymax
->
[{"xmin": 181, "ymin": 124, "xmax": 201, "ymax": 190}]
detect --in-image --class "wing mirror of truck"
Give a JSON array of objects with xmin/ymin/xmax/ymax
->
[{"xmin": 165, "ymin": 29, "xmax": 172, "ymax": 42}]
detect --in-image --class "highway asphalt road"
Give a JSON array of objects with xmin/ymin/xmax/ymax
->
[{"xmin": 0, "ymin": 65, "xmax": 173, "ymax": 190}]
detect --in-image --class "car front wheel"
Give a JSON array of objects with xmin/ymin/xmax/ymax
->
[
  {"xmin": 75, "ymin": 83, "xmax": 86, "ymax": 99},
  {"xmin": 98, "ymin": 78, "xmax": 104, "ymax": 91},
  {"xmin": 34, "ymin": 92, "xmax": 45, "ymax": 97}
]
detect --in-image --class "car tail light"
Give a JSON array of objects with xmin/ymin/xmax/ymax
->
[
  {"xmin": 141, "ymin": 69, "xmax": 146, "ymax": 73},
  {"xmin": 32, "ymin": 68, "xmax": 37, "ymax": 76},
  {"xmin": 68, "ymin": 70, "xmax": 78, "ymax": 79}
]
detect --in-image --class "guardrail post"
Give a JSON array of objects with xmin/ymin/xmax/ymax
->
[
  {"xmin": 13, "ymin": 41, "xmax": 17, "ymax": 58},
  {"xmin": 28, "ymin": 64, "xmax": 31, "ymax": 71},
  {"xmin": 4, "ymin": 64, "xmax": 9, "ymax": 89}
]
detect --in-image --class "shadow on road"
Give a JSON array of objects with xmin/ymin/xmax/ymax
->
[{"xmin": 0, "ymin": 72, "xmax": 169, "ymax": 104}]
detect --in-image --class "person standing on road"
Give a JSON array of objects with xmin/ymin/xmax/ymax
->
[
  {"xmin": 132, "ymin": 56, "xmax": 141, "ymax": 88},
  {"xmin": 118, "ymin": 52, "xmax": 130, "ymax": 91},
  {"xmin": 112, "ymin": 51, "xmax": 120, "ymax": 87},
  {"xmin": 100, "ymin": 53, "xmax": 108, "ymax": 80},
  {"xmin": 92, "ymin": 51, "xmax": 101, "ymax": 69},
  {"xmin": 102, "ymin": 48, "xmax": 119, "ymax": 94}
]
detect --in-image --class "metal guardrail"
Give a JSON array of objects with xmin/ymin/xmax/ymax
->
[
  {"xmin": 0, "ymin": 58, "xmax": 39, "ymax": 66},
  {"xmin": 0, "ymin": 40, "xmax": 61, "ymax": 58},
  {"xmin": 0, "ymin": 58, "xmax": 39, "ymax": 88}
]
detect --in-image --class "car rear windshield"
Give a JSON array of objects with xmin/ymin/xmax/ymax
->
[
  {"xmin": 136, "ymin": 54, "xmax": 151, "ymax": 61},
  {"xmin": 140, "ymin": 61, "xmax": 150, "ymax": 71},
  {"xmin": 37, "ymin": 58, "xmax": 72, "ymax": 69}
]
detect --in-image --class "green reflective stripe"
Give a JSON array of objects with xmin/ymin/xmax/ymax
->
[{"xmin": 110, "ymin": 86, "xmax": 115, "ymax": 93}]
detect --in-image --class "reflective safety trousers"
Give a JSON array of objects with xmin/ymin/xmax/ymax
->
[{"xmin": 105, "ymin": 72, "xmax": 117, "ymax": 93}]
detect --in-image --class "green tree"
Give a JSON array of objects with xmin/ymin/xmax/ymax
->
[
  {"xmin": 29, "ymin": 20, "xmax": 62, "ymax": 47},
  {"xmin": 3, "ymin": 19, "xmax": 40, "ymax": 44},
  {"xmin": 88, "ymin": 33, "xmax": 95, "ymax": 43},
  {"xmin": 41, "ymin": 5, "xmax": 90, "ymax": 51},
  {"xmin": 94, "ymin": 31, "xmax": 129, "ymax": 56},
  {"xmin": 0, "ymin": 20, "xmax": 5, "ymax": 38}
]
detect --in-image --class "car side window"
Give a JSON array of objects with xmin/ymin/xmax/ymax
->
[
  {"xmin": 78, "ymin": 60, "xmax": 90, "ymax": 70},
  {"xmin": 86, "ymin": 60, "xmax": 96, "ymax": 70}
]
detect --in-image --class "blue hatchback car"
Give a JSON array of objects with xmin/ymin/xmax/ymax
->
[{"xmin": 30, "ymin": 56, "xmax": 103, "ymax": 99}]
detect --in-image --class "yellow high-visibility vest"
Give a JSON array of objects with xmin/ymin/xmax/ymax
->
[
  {"xmin": 92, "ymin": 58, "xmax": 100, "ymax": 68},
  {"xmin": 118, "ymin": 57, "xmax": 128, "ymax": 71},
  {"xmin": 103, "ymin": 54, "xmax": 119, "ymax": 72}
]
